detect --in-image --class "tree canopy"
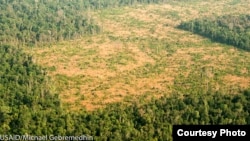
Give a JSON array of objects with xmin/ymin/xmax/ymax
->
[{"xmin": 178, "ymin": 14, "xmax": 250, "ymax": 51}]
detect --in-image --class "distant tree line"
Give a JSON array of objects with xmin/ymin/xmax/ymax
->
[
  {"xmin": 0, "ymin": 0, "xmax": 101, "ymax": 46},
  {"xmin": 178, "ymin": 14, "xmax": 250, "ymax": 51},
  {"xmin": 0, "ymin": 0, "xmax": 172, "ymax": 47},
  {"xmin": 0, "ymin": 0, "xmax": 191, "ymax": 47},
  {"xmin": 0, "ymin": 46, "xmax": 249, "ymax": 139}
]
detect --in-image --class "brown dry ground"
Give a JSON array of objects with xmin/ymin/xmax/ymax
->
[{"xmin": 25, "ymin": 0, "xmax": 250, "ymax": 111}]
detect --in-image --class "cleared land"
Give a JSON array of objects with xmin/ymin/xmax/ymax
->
[{"xmin": 25, "ymin": 0, "xmax": 250, "ymax": 111}]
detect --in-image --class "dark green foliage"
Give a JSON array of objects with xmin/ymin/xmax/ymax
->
[
  {"xmin": 0, "ymin": 45, "xmax": 61, "ymax": 134},
  {"xmin": 0, "ymin": 0, "xmax": 100, "ymax": 46},
  {"xmin": 178, "ymin": 15, "xmax": 250, "ymax": 51},
  {"xmin": 77, "ymin": 91, "xmax": 250, "ymax": 140}
]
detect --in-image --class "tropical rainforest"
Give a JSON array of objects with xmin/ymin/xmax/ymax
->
[{"xmin": 0, "ymin": 0, "xmax": 249, "ymax": 141}]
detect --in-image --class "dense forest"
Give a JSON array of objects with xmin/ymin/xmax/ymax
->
[
  {"xmin": 0, "ymin": 44, "xmax": 61, "ymax": 134},
  {"xmin": 178, "ymin": 14, "xmax": 250, "ymax": 51},
  {"xmin": 0, "ymin": 0, "xmax": 100, "ymax": 46}
]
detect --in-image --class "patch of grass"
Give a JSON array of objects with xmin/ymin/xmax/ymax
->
[
  {"xmin": 168, "ymin": 11, "xmax": 180, "ymax": 20},
  {"xmin": 228, "ymin": 0, "xmax": 241, "ymax": 5},
  {"xmin": 47, "ymin": 66, "xmax": 56, "ymax": 71},
  {"xmin": 107, "ymin": 52, "xmax": 137, "ymax": 70},
  {"xmin": 127, "ymin": 17, "xmax": 147, "ymax": 28}
]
